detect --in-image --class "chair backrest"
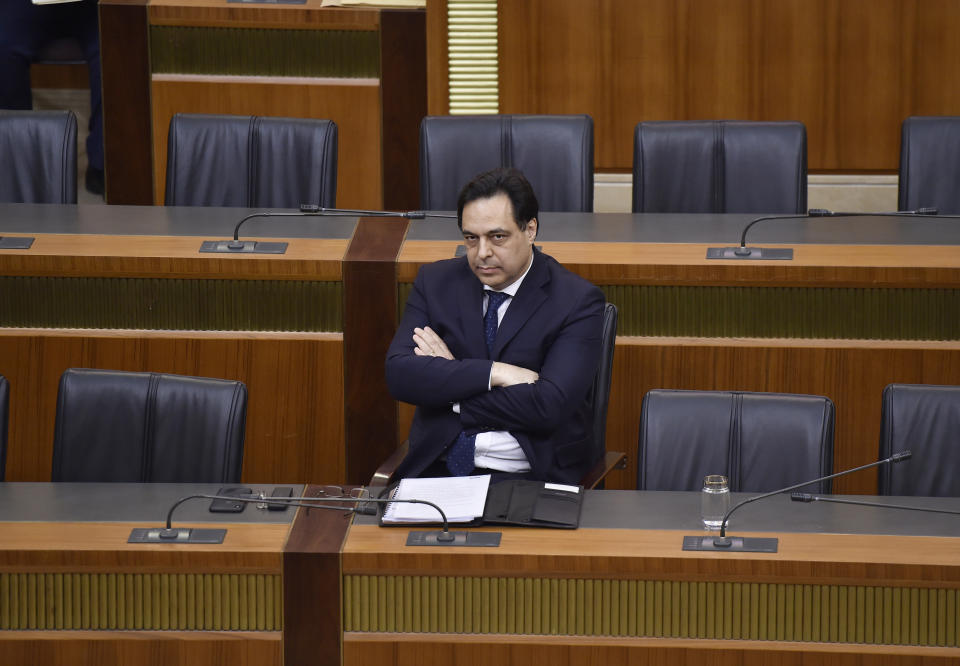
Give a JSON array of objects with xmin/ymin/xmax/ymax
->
[
  {"xmin": 0, "ymin": 110, "xmax": 78, "ymax": 204},
  {"xmin": 898, "ymin": 116, "xmax": 960, "ymax": 214},
  {"xmin": 637, "ymin": 389, "xmax": 835, "ymax": 492},
  {"xmin": 0, "ymin": 374, "xmax": 8, "ymax": 482},
  {"xmin": 585, "ymin": 303, "xmax": 618, "ymax": 470},
  {"xmin": 164, "ymin": 113, "xmax": 337, "ymax": 208},
  {"xmin": 632, "ymin": 120, "xmax": 807, "ymax": 214},
  {"xmin": 419, "ymin": 114, "xmax": 594, "ymax": 212},
  {"xmin": 879, "ymin": 383, "xmax": 960, "ymax": 496},
  {"xmin": 52, "ymin": 369, "xmax": 247, "ymax": 483}
]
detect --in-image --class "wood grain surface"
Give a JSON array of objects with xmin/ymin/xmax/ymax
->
[
  {"xmin": 0, "ymin": 522, "xmax": 287, "ymax": 573},
  {"xmin": 151, "ymin": 78, "xmax": 382, "ymax": 209},
  {"xmin": 343, "ymin": 634, "xmax": 960, "ymax": 666},
  {"xmin": 0, "ymin": 632, "xmax": 281, "ymax": 666},
  {"xmin": 148, "ymin": 0, "xmax": 381, "ymax": 30},
  {"xmin": 342, "ymin": 525, "xmax": 960, "ymax": 588},
  {"xmin": 0, "ymin": 234, "xmax": 345, "ymax": 280},
  {"xmin": 0, "ymin": 331, "xmax": 344, "ymax": 484},
  {"xmin": 496, "ymin": 0, "xmax": 960, "ymax": 173}
]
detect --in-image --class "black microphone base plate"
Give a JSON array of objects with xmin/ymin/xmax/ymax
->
[
  {"xmin": 199, "ymin": 240, "xmax": 288, "ymax": 254},
  {"xmin": 406, "ymin": 530, "xmax": 502, "ymax": 547},
  {"xmin": 706, "ymin": 247, "xmax": 794, "ymax": 260},
  {"xmin": 0, "ymin": 236, "xmax": 35, "ymax": 249},
  {"xmin": 128, "ymin": 528, "xmax": 227, "ymax": 544},
  {"xmin": 682, "ymin": 535, "xmax": 778, "ymax": 553}
]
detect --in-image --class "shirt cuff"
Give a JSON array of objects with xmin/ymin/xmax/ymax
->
[{"xmin": 452, "ymin": 402, "xmax": 460, "ymax": 414}]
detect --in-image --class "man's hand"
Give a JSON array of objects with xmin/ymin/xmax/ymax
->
[
  {"xmin": 412, "ymin": 326, "xmax": 455, "ymax": 360},
  {"xmin": 491, "ymin": 361, "xmax": 539, "ymax": 387}
]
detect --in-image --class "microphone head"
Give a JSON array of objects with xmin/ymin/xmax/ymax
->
[
  {"xmin": 891, "ymin": 450, "xmax": 913, "ymax": 463},
  {"xmin": 790, "ymin": 492, "xmax": 814, "ymax": 502},
  {"xmin": 917, "ymin": 207, "xmax": 939, "ymax": 215},
  {"xmin": 807, "ymin": 208, "xmax": 833, "ymax": 217}
]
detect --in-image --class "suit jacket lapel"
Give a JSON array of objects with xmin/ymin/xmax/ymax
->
[{"xmin": 492, "ymin": 250, "xmax": 548, "ymax": 358}]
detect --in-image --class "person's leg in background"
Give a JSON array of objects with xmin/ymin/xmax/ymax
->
[
  {"xmin": 70, "ymin": 0, "xmax": 104, "ymax": 195},
  {"xmin": 0, "ymin": 1, "xmax": 44, "ymax": 111},
  {"xmin": 0, "ymin": 0, "xmax": 104, "ymax": 196}
]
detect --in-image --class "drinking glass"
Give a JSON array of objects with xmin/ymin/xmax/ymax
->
[{"xmin": 701, "ymin": 474, "xmax": 730, "ymax": 530}]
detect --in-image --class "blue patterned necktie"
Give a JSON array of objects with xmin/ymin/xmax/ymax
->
[{"xmin": 446, "ymin": 291, "xmax": 511, "ymax": 476}]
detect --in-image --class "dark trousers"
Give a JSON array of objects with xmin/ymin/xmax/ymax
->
[{"xmin": 0, "ymin": 0, "xmax": 103, "ymax": 170}]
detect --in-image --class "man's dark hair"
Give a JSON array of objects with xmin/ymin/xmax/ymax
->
[{"xmin": 456, "ymin": 167, "xmax": 539, "ymax": 234}]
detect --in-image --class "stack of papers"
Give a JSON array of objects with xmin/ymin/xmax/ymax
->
[{"xmin": 382, "ymin": 475, "xmax": 490, "ymax": 524}]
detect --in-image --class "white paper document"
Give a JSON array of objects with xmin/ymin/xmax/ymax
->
[{"xmin": 382, "ymin": 475, "xmax": 491, "ymax": 524}]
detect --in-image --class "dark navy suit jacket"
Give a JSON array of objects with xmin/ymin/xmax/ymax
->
[{"xmin": 385, "ymin": 249, "xmax": 604, "ymax": 484}]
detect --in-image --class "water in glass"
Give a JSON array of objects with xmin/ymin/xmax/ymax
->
[{"xmin": 701, "ymin": 474, "xmax": 730, "ymax": 529}]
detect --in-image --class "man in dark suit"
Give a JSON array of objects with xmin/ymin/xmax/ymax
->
[{"xmin": 385, "ymin": 168, "xmax": 604, "ymax": 484}]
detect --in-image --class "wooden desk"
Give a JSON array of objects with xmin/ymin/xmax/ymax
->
[
  {"xmin": 0, "ymin": 205, "xmax": 351, "ymax": 483},
  {"xmin": 0, "ymin": 482, "xmax": 306, "ymax": 666},
  {"xmin": 341, "ymin": 491, "xmax": 960, "ymax": 665},
  {"xmin": 99, "ymin": 0, "xmax": 425, "ymax": 209}
]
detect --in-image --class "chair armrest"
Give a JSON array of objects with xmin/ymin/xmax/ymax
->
[
  {"xmin": 580, "ymin": 451, "xmax": 627, "ymax": 490},
  {"xmin": 369, "ymin": 440, "xmax": 409, "ymax": 488}
]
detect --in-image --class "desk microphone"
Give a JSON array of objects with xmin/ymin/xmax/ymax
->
[
  {"xmin": 790, "ymin": 492, "xmax": 960, "ymax": 517},
  {"xmin": 706, "ymin": 207, "xmax": 958, "ymax": 261},
  {"xmin": 129, "ymin": 491, "xmax": 497, "ymax": 547},
  {"xmin": 683, "ymin": 450, "xmax": 912, "ymax": 553},
  {"xmin": 200, "ymin": 205, "xmax": 457, "ymax": 255}
]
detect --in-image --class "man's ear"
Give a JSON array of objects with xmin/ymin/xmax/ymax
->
[{"xmin": 526, "ymin": 218, "xmax": 538, "ymax": 241}]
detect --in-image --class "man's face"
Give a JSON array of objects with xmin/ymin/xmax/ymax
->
[{"xmin": 461, "ymin": 193, "xmax": 537, "ymax": 290}]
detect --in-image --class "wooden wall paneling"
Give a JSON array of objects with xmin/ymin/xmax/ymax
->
[
  {"xmin": 0, "ymin": 634, "xmax": 281, "ymax": 666},
  {"xmin": 425, "ymin": 0, "xmax": 449, "ymax": 115},
  {"xmin": 0, "ymin": 332, "xmax": 344, "ymax": 484},
  {"xmin": 496, "ymin": 0, "xmax": 960, "ymax": 172},
  {"xmin": 343, "ymin": 637, "xmax": 960, "ymax": 666},
  {"xmin": 150, "ymin": 79, "xmax": 383, "ymax": 209},
  {"xmin": 147, "ymin": 0, "xmax": 380, "ymax": 29},
  {"xmin": 283, "ymin": 484, "xmax": 356, "ymax": 666},
  {"xmin": 342, "ymin": 218, "xmax": 409, "ymax": 485},
  {"xmin": 380, "ymin": 10, "xmax": 427, "ymax": 211},
  {"xmin": 99, "ymin": 0, "xmax": 154, "ymax": 204},
  {"xmin": 605, "ymin": 338, "xmax": 960, "ymax": 494}
]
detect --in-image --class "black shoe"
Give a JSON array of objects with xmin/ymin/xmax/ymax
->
[{"xmin": 85, "ymin": 166, "xmax": 104, "ymax": 196}]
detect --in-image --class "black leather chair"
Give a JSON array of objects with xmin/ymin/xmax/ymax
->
[
  {"xmin": 419, "ymin": 114, "xmax": 594, "ymax": 212},
  {"xmin": 637, "ymin": 389, "xmax": 835, "ymax": 492},
  {"xmin": 898, "ymin": 116, "xmax": 960, "ymax": 214},
  {"xmin": 164, "ymin": 113, "xmax": 338, "ymax": 208},
  {"xmin": 0, "ymin": 109, "xmax": 78, "ymax": 204},
  {"xmin": 51, "ymin": 369, "xmax": 247, "ymax": 483},
  {"xmin": 632, "ymin": 120, "xmax": 807, "ymax": 214},
  {"xmin": 372, "ymin": 303, "xmax": 624, "ymax": 489},
  {"xmin": 0, "ymin": 374, "xmax": 8, "ymax": 481},
  {"xmin": 879, "ymin": 383, "xmax": 960, "ymax": 496}
]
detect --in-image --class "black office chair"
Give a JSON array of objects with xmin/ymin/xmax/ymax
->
[
  {"xmin": 373, "ymin": 303, "xmax": 624, "ymax": 489},
  {"xmin": 51, "ymin": 369, "xmax": 247, "ymax": 483},
  {"xmin": 0, "ymin": 374, "xmax": 8, "ymax": 482},
  {"xmin": 164, "ymin": 113, "xmax": 338, "ymax": 208},
  {"xmin": 898, "ymin": 116, "xmax": 960, "ymax": 214},
  {"xmin": 637, "ymin": 389, "xmax": 835, "ymax": 492},
  {"xmin": 879, "ymin": 383, "xmax": 960, "ymax": 496},
  {"xmin": 419, "ymin": 114, "xmax": 594, "ymax": 212},
  {"xmin": 0, "ymin": 109, "xmax": 78, "ymax": 204},
  {"xmin": 632, "ymin": 120, "xmax": 807, "ymax": 214}
]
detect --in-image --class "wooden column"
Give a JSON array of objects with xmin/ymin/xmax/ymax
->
[
  {"xmin": 283, "ymin": 485, "xmax": 356, "ymax": 666},
  {"xmin": 342, "ymin": 217, "xmax": 409, "ymax": 484},
  {"xmin": 381, "ymin": 10, "xmax": 427, "ymax": 211},
  {"xmin": 99, "ymin": 0, "xmax": 153, "ymax": 204}
]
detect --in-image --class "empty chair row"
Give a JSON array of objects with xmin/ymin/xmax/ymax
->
[
  {"xmin": 637, "ymin": 385, "xmax": 960, "ymax": 497},
  {"xmin": 3, "ymin": 110, "xmax": 957, "ymax": 213},
  {"xmin": 0, "ymin": 369, "xmax": 246, "ymax": 483}
]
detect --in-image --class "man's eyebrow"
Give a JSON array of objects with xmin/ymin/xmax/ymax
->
[{"xmin": 463, "ymin": 227, "xmax": 511, "ymax": 236}]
